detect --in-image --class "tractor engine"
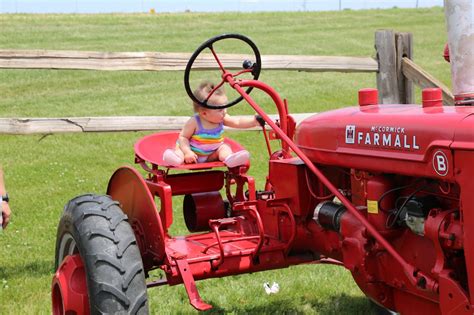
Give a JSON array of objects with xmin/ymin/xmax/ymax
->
[
  {"xmin": 274, "ymin": 2, "xmax": 474, "ymax": 311},
  {"xmin": 283, "ymin": 88, "xmax": 473, "ymax": 313}
]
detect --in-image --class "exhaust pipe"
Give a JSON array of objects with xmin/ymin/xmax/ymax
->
[{"xmin": 444, "ymin": 0, "xmax": 474, "ymax": 105}]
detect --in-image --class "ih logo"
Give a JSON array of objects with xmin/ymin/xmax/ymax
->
[
  {"xmin": 433, "ymin": 150, "xmax": 448, "ymax": 176},
  {"xmin": 345, "ymin": 125, "xmax": 356, "ymax": 144}
]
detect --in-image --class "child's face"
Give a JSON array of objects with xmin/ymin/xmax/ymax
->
[{"xmin": 201, "ymin": 108, "xmax": 226, "ymax": 124}]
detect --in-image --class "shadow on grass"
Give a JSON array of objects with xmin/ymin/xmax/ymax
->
[
  {"xmin": 0, "ymin": 260, "xmax": 54, "ymax": 279},
  {"xmin": 205, "ymin": 293, "xmax": 375, "ymax": 314}
]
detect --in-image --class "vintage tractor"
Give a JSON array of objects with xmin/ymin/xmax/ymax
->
[{"xmin": 52, "ymin": 2, "xmax": 474, "ymax": 314}]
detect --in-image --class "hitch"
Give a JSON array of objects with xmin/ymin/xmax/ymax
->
[{"xmin": 175, "ymin": 259, "xmax": 212, "ymax": 311}]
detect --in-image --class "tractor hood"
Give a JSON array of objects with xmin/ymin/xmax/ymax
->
[{"xmin": 295, "ymin": 104, "xmax": 474, "ymax": 180}]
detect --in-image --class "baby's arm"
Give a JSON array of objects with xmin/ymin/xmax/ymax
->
[
  {"xmin": 223, "ymin": 114, "xmax": 259, "ymax": 129},
  {"xmin": 178, "ymin": 117, "xmax": 198, "ymax": 163}
]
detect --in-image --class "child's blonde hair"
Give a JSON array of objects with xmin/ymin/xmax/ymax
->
[{"xmin": 193, "ymin": 81, "xmax": 227, "ymax": 112}]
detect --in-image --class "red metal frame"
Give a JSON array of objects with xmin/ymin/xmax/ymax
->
[
  {"xmin": 54, "ymin": 34, "xmax": 474, "ymax": 314},
  {"xmin": 104, "ymin": 65, "xmax": 474, "ymax": 313},
  {"xmin": 229, "ymin": 76, "xmax": 437, "ymax": 290}
]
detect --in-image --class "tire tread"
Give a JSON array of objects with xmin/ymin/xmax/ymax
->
[{"xmin": 55, "ymin": 194, "xmax": 148, "ymax": 314}]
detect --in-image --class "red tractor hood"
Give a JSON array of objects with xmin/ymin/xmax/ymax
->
[{"xmin": 295, "ymin": 104, "xmax": 474, "ymax": 180}]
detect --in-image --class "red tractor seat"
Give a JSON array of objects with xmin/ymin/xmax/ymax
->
[{"xmin": 134, "ymin": 131, "xmax": 248, "ymax": 170}]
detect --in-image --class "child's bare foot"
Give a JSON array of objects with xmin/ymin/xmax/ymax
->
[
  {"xmin": 163, "ymin": 149, "xmax": 184, "ymax": 166},
  {"xmin": 224, "ymin": 150, "xmax": 250, "ymax": 168}
]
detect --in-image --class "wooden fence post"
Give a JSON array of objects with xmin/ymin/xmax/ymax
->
[
  {"xmin": 375, "ymin": 30, "xmax": 400, "ymax": 104},
  {"xmin": 396, "ymin": 32, "xmax": 414, "ymax": 104}
]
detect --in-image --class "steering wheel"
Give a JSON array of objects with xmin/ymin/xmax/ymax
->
[{"xmin": 184, "ymin": 34, "xmax": 262, "ymax": 109}]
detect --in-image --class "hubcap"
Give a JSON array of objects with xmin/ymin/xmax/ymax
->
[{"xmin": 52, "ymin": 254, "xmax": 89, "ymax": 315}]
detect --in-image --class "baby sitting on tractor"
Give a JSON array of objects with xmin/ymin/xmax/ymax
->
[{"xmin": 163, "ymin": 81, "xmax": 261, "ymax": 167}]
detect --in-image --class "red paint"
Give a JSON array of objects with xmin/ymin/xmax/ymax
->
[
  {"xmin": 54, "ymin": 36, "xmax": 474, "ymax": 314},
  {"xmin": 422, "ymin": 88, "xmax": 443, "ymax": 108},
  {"xmin": 52, "ymin": 255, "xmax": 89, "ymax": 315},
  {"xmin": 358, "ymin": 88, "xmax": 379, "ymax": 106},
  {"xmin": 114, "ymin": 78, "xmax": 473, "ymax": 312},
  {"xmin": 443, "ymin": 43, "xmax": 450, "ymax": 62}
]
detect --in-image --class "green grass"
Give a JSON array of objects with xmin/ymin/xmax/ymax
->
[{"xmin": 0, "ymin": 8, "xmax": 450, "ymax": 314}]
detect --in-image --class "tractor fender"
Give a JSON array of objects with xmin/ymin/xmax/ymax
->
[{"xmin": 107, "ymin": 166, "xmax": 166, "ymax": 269}]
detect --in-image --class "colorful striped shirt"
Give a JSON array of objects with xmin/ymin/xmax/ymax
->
[{"xmin": 189, "ymin": 114, "xmax": 224, "ymax": 157}]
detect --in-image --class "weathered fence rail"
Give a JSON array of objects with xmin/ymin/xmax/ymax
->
[
  {"xmin": 401, "ymin": 57, "xmax": 454, "ymax": 105},
  {"xmin": 0, "ymin": 30, "xmax": 455, "ymax": 135},
  {"xmin": 0, "ymin": 114, "xmax": 312, "ymax": 135},
  {"xmin": 0, "ymin": 50, "xmax": 378, "ymax": 73}
]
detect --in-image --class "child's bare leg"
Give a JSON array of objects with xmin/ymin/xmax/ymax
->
[
  {"xmin": 217, "ymin": 144, "xmax": 250, "ymax": 168},
  {"xmin": 205, "ymin": 145, "xmax": 230, "ymax": 162},
  {"xmin": 174, "ymin": 148, "xmax": 185, "ymax": 160},
  {"xmin": 163, "ymin": 147, "xmax": 185, "ymax": 166},
  {"xmin": 216, "ymin": 144, "xmax": 233, "ymax": 162}
]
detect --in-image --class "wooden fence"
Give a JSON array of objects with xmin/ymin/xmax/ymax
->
[
  {"xmin": 0, "ymin": 114, "xmax": 313, "ymax": 135},
  {"xmin": 0, "ymin": 30, "xmax": 454, "ymax": 135},
  {"xmin": 374, "ymin": 30, "xmax": 453, "ymax": 105},
  {"xmin": 0, "ymin": 50, "xmax": 378, "ymax": 73}
]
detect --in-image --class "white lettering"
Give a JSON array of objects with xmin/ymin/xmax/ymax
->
[
  {"xmin": 413, "ymin": 136, "xmax": 419, "ymax": 149},
  {"xmin": 394, "ymin": 135, "xmax": 401, "ymax": 147},
  {"xmin": 374, "ymin": 133, "xmax": 380, "ymax": 146},
  {"xmin": 370, "ymin": 126, "xmax": 406, "ymax": 134},
  {"xmin": 350, "ymin": 126, "xmax": 419, "ymax": 150},
  {"xmin": 403, "ymin": 135, "xmax": 410, "ymax": 149},
  {"xmin": 437, "ymin": 155, "xmax": 447, "ymax": 171},
  {"xmin": 365, "ymin": 133, "xmax": 371, "ymax": 145}
]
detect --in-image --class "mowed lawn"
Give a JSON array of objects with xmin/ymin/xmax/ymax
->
[{"xmin": 0, "ymin": 8, "xmax": 450, "ymax": 314}]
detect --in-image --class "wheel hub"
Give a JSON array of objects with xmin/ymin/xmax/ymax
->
[{"xmin": 51, "ymin": 254, "xmax": 90, "ymax": 315}]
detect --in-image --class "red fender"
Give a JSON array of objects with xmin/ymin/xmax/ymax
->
[{"xmin": 107, "ymin": 166, "xmax": 166, "ymax": 269}]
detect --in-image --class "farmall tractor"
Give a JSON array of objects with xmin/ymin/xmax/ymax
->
[{"xmin": 52, "ymin": 2, "xmax": 474, "ymax": 314}]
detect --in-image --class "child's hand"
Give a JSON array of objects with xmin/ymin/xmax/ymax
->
[{"xmin": 184, "ymin": 151, "xmax": 198, "ymax": 164}]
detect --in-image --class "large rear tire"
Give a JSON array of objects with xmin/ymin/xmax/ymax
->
[{"xmin": 54, "ymin": 194, "xmax": 148, "ymax": 314}]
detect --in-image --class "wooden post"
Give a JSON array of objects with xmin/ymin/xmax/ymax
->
[
  {"xmin": 375, "ymin": 30, "xmax": 400, "ymax": 104},
  {"xmin": 396, "ymin": 32, "xmax": 414, "ymax": 104}
]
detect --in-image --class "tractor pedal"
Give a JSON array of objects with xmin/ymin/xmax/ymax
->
[
  {"xmin": 175, "ymin": 259, "xmax": 212, "ymax": 311},
  {"xmin": 209, "ymin": 215, "xmax": 244, "ymax": 227}
]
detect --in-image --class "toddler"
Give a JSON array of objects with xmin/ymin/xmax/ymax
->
[{"xmin": 163, "ymin": 81, "xmax": 261, "ymax": 167}]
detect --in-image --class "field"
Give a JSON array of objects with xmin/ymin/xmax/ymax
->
[{"xmin": 0, "ymin": 7, "xmax": 450, "ymax": 314}]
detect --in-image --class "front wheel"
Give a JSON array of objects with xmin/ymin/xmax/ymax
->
[{"xmin": 52, "ymin": 194, "xmax": 148, "ymax": 314}]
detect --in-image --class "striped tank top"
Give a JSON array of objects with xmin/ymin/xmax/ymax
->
[{"xmin": 189, "ymin": 114, "xmax": 224, "ymax": 157}]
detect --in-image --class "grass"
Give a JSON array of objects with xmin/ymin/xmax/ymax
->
[{"xmin": 0, "ymin": 7, "xmax": 450, "ymax": 314}]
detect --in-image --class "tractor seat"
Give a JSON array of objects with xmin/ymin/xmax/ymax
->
[{"xmin": 134, "ymin": 131, "xmax": 248, "ymax": 170}]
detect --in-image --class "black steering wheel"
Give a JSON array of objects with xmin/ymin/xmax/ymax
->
[{"xmin": 184, "ymin": 34, "xmax": 262, "ymax": 109}]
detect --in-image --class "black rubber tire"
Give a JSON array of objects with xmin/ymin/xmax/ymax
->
[{"xmin": 55, "ymin": 194, "xmax": 148, "ymax": 314}]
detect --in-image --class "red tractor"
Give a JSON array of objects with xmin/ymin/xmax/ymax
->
[{"xmin": 52, "ymin": 5, "xmax": 474, "ymax": 315}]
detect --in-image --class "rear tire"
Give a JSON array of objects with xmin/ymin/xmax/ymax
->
[{"xmin": 55, "ymin": 194, "xmax": 148, "ymax": 314}]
